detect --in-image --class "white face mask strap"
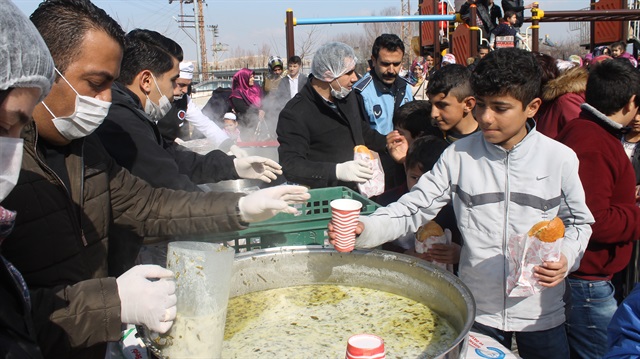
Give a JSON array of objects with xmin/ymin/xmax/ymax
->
[
  {"xmin": 149, "ymin": 72, "xmax": 163, "ymax": 97},
  {"xmin": 40, "ymin": 101, "xmax": 56, "ymax": 118},
  {"xmin": 54, "ymin": 68, "xmax": 81, "ymax": 97}
]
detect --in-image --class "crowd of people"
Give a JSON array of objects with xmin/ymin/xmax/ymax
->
[{"xmin": 3, "ymin": 0, "xmax": 640, "ymax": 358}]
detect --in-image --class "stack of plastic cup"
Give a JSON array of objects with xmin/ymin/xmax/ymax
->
[
  {"xmin": 330, "ymin": 198, "xmax": 363, "ymax": 252},
  {"xmin": 345, "ymin": 334, "xmax": 386, "ymax": 359}
]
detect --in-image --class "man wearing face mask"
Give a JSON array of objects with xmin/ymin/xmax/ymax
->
[
  {"xmin": 97, "ymin": 29, "xmax": 278, "ymax": 195},
  {"xmin": 0, "ymin": 1, "xmax": 309, "ymax": 358},
  {"xmin": 276, "ymin": 42, "xmax": 386, "ymax": 190}
]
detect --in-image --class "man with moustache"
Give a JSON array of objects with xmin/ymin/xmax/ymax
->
[
  {"xmin": 354, "ymin": 34, "xmax": 413, "ymax": 189},
  {"xmin": 354, "ymin": 34, "xmax": 413, "ymax": 136}
]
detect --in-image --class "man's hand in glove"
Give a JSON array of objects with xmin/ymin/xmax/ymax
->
[
  {"xmin": 228, "ymin": 145, "xmax": 249, "ymax": 158},
  {"xmin": 335, "ymin": 159, "xmax": 373, "ymax": 183},
  {"xmin": 116, "ymin": 265, "xmax": 176, "ymax": 334},
  {"xmin": 238, "ymin": 185, "xmax": 310, "ymax": 223},
  {"xmin": 233, "ymin": 156, "xmax": 283, "ymax": 183}
]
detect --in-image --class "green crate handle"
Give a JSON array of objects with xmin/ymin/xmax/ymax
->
[{"xmin": 198, "ymin": 186, "xmax": 380, "ymax": 252}]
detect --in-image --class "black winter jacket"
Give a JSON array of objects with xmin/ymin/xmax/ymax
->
[
  {"xmin": 276, "ymin": 77, "xmax": 386, "ymax": 189},
  {"xmin": 97, "ymin": 82, "xmax": 239, "ymax": 192}
]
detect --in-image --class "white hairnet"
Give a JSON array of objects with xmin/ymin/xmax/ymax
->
[
  {"xmin": 311, "ymin": 42, "xmax": 357, "ymax": 82},
  {"xmin": 0, "ymin": 0, "xmax": 55, "ymax": 103}
]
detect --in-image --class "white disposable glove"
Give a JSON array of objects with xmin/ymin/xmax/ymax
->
[
  {"xmin": 238, "ymin": 185, "xmax": 310, "ymax": 222},
  {"xmin": 116, "ymin": 265, "xmax": 177, "ymax": 334},
  {"xmin": 229, "ymin": 145, "xmax": 249, "ymax": 158},
  {"xmin": 335, "ymin": 159, "xmax": 374, "ymax": 183},
  {"xmin": 233, "ymin": 156, "xmax": 283, "ymax": 183}
]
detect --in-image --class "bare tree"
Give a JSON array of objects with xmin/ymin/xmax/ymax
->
[
  {"xmin": 363, "ymin": 7, "xmax": 403, "ymax": 45},
  {"xmin": 332, "ymin": 32, "xmax": 372, "ymax": 75},
  {"xmin": 537, "ymin": 37, "xmax": 588, "ymax": 60},
  {"xmin": 296, "ymin": 25, "xmax": 322, "ymax": 60}
]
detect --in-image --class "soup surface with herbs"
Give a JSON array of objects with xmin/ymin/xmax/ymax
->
[{"xmin": 222, "ymin": 284, "xmax": 458, "ymax": 359}]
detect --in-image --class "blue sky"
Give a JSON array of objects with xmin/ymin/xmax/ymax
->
[{"xmin": 14, "ymin": 0, "xmax": 591, "ymax": 61}]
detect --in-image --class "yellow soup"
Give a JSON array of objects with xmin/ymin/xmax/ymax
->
[{"xmin": 222, "ymin": 284, "xmax": 457, "ymax": 358}]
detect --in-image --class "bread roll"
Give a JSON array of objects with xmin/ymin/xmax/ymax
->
[
  {"xmin": 354, "ymin": 145, "xmax": 373, "ymax": 160},
  {"xmin": 527, "ymin": 217, "xmax": 565, "ymax": 243},
  {"xmin": 416, "ymin": 221, "xmax": 444, "ymax": 242}
]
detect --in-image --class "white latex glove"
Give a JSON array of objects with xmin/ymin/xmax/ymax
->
[
  {"xmin": 233, "ymin": 156, "xmax": 283, "ymax": 183},
  {"xmin": 229, "ymin": 145, "xmax": 249, "ymax": 158},
  {"xmin": 238, "ymin": 185, "xmax": 310, "ymax": 222},
  {"xmin": 335, "ymin": 159, "xmax": 374, "ymax": 183},
  {"xmin": 116, "ymin": 265, "xmax": 177, "ymax": 334}
]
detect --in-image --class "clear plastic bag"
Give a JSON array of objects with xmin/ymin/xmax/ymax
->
[
  {"xmin": 415, "ymin": 228, "xmax": 454, "ymax": 273},
  {"xmin": 354, "ymin": 150, "xmax": 384, "ymax": 198},
  {"xmin": 506, "ymin": 233, "xmax": 563, "ymax": 297}
]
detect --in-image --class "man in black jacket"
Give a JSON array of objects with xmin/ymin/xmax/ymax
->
[
  {"xmin": 277, "ymin": 42, "xmax": 386, "ymax": 190},
  {"xmin": 97, "ymin": 29, "xmax": 281, "ymax": 193}
]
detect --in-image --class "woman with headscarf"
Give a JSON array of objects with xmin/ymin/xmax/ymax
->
[
  {"xmin": 0, "ymin": 0, "xmax": 56, "ymax": 357},
  {"xmin": 409, "ymin": 57, "xmax": 429, "ymax": 100},
  {"xmin": 229, "ymin": 68, "xmax": 265, "ymax": 138}
]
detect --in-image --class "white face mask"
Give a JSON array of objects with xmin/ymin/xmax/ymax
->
[
  {"xmin": 0, "ymin": 137, "xmax": 24, "ymax": 202},
  {"xmin": 42, "ymin": 68, "xmax": 112, "ymax": 141},
  {"xmin": 144, "ymin": 73, "xmax": 172, "ymax": 121},
  {"xmin": 330, "ymin": 78, "xmax": 352, "ymax": 100}
]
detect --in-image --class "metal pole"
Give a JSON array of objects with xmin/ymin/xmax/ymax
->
[
  {"xmin": 193, "ymin": 1, "xmax": 202, "ymax": 82},
  {"xmin": 470, "ymin": 4, "xmax": 478, "ymax": 59},
  {"xmin": 531, "ymin": 3, "xmax": 540, "ymax": 53},
  {"xmin": 293, "ymin": 14, "xmax": 456, "ymax": 25},
  {"xmin": 286, "ymin": 9, "xmax": 295, "ymax": 60},
  {"xmin": 433, "ymin": 0, "xmax": 441, "ymax": 69}
]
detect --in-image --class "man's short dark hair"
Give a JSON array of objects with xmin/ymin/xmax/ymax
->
[
  {"xmin": 478, "ymin": 44, "xmax": 490, "ymax": 52},
  {"xmin": 426, "ymin": 64, "xmax": 473, "ymax": 101},
  {"xmin": 288, "ymin": 56, "xmax": 302, "ymax": 65},
  {"xmin": 393, "ymin": 100, "xmax": 443, "ymax": 139},
  {"xmin": 30, "ymin": 0, "xmax": 125, "ymax": 74},
  {"xmin": 471, "ymin": 48, "xmax": 541, "ymax": 109},
  {"xmin": 586, "ymin": 58, "xmax": 640, "ymax": 115},
  {"xmin": 118, "ymin": 29, "xmax": 183, "ymax": 86},
  {"xmin": 405, "ymin": 135, "xmax": 449, "ymax": 172},
  {"xmin": 371, "ymin": 34, "xmax": 405, "ymax": 59}
]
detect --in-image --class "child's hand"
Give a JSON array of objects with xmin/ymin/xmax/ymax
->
[
  {"xmin": 533, "ymin": 254, "xmax": 568, "ymax": 287},
  {"xmin": 424, "ymin": 243, "xmax": 461, "ymax": 264},
  {"xmin": 404, "ymin": 248, "xmax": 425, "ymax": 259},
  {"xmin": 327, "ymin": 221, "xmax": 364, "ymax": 245},
  {"xmin": 386, "ymin": 130, "xmax": 408, "ymax": 164}
]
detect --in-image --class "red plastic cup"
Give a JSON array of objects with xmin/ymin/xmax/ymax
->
[
  {"xmin": 330, "ymin": 199, "xmax": 362, "ymax": 252},
  {"xmin": 345, "ymin": 334, "xmax": 385, "ymax": 359}
]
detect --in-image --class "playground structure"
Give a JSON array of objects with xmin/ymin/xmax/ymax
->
[{"xmin": 284, "ymin": 0, "xmax": 640, "ymax": 67}]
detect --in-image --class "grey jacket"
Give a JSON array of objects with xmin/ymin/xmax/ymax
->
[{"xmin": 357, "ymin": 120, "xmax": 594, "ymax": 331}]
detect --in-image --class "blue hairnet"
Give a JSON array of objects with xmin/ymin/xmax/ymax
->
[
  {"xmin": 311, "ymin": 42, "xmax": 357, "ymax": 82},
  {"xmin": 0, "ymin": 0, "xmax": 55, "ymax": 102}
]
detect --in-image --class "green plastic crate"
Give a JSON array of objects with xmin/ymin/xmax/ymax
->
[{"xmin": 212, "ymin": 186, "xmax": 379, "ymax": 252}]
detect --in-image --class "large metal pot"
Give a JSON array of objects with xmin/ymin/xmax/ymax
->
[{"xmin": 230, "ymin": 246, "xmax": 475, "ymax": 358}]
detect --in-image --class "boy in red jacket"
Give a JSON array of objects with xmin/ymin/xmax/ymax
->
[{"xmin": 556, "ymin": 58, "xmax": 640, "ymax": 359}]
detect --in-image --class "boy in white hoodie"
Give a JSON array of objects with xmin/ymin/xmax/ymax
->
[{"xmin": 329, "ymin": 48, "xmax": 594, "ymax": 359}]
